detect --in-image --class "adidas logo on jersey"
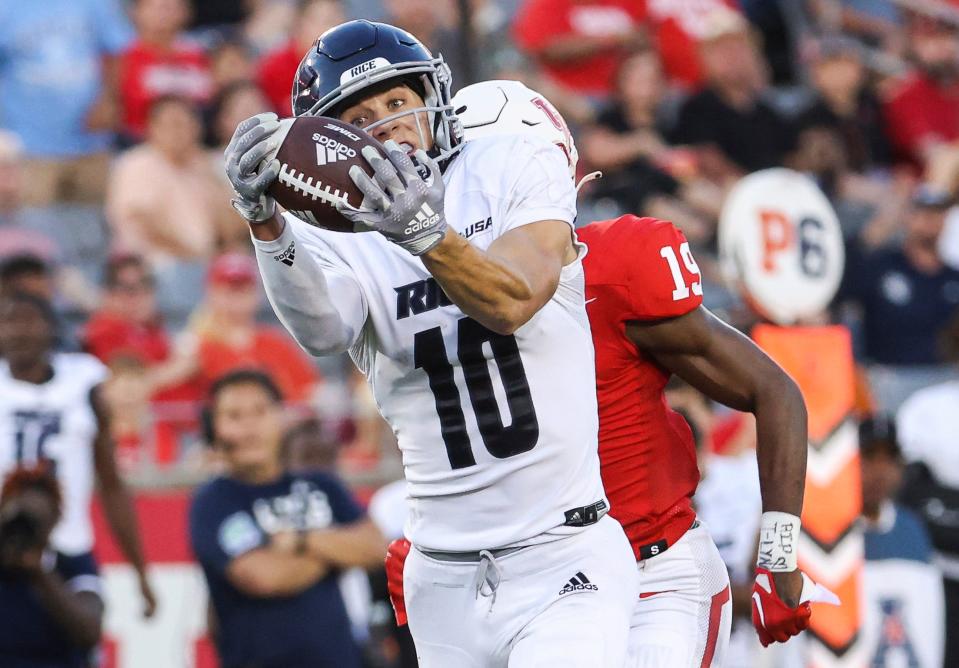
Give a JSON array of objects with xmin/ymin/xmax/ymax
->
[
  {"xmin": 405, "ymin": 203, "xmax": 441, "ymax": 235},
  {"xmin": 558, "ymin": 572, "xmax": 598, "ymax": 596},
  {"xmin": 314, "ymin": 135, "xmax": 357, "ymax": 165},
  {"xmin": 273, "ymin": 241, "xmax": 296, "ymax": 267}
]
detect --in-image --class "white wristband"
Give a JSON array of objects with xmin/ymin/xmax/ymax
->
[{"xmin": 756, "ymin": 511, "xmax": 800, "ymax": 572}]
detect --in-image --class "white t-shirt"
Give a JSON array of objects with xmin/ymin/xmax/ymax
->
[
  {"xmin": 0, "ymin": 353, "xmax": 107, "ymax": 555},
  {"xmin": 897, "ymin": 380, "xmax": 959, "ymax": 488},
  {"xmin": 283, "ymin": 135, "xmax": 606, "ymax": 551}
]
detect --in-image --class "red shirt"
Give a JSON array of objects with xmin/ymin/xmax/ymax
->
[
  {"xmin": 82, "ymin": 311, "xmax": 171, "ymax": 365},
  {"xmin": 197, "ymin": 327, "xmax": 320, "ymax": 403},
  {"xmin": 883, "ymin": 72, "xmax": 959, "ymax": 163},
  {"xmin": 118, "ymin": 39, "xmax": 212, "ymax": 139},
  {"xmin": 579, "ymin": 216, "xmax": 703, "ymax": 559},
  {"xmin": 257, "ymin": 42, "xmax": 302, "ymax": 116},
  {"xmin": 513, "ymin": 0, "xmax": 646, "ymax": 95}
]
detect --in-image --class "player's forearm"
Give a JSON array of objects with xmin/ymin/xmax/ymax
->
[
  {"xmin": 420, "ymin": 230, "xmax": 543, "ymax": 335},
  {"xmin": 753, "ymin": 373, "xmax": 808, "ymax": 516},
  {"xmin": 32, "ymin": 573, "xmax": 102, "ymax": 648},
  {"xmin": 252, "ymin": 218, "xmax": 361, "ymax": 356},
  {"xmin": 305, "ymin": 519, "xmax": 387, "ymax": 570},
  {"xmin": 99, "ymin": 482, "xmax": 148, "ymax": 573}
]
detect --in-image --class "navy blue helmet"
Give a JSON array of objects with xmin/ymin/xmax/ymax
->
[{"xmin": 292, "ymin": 20, "xmax": 462, "ymax": 162}]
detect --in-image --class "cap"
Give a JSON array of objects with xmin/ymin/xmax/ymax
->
[
  {"xmin": 859, "ymin": 415, "xmax": 901, "ymax": 458},
  {"xmin": 912, "ymin": 183, "xmax": 953, "ymax": 209},
  {"xmin": 698, "ymin": 7, "xmax": 750, "ymax": 43},
  {"xmin": 207, "ymin": 253, "xmax": 258, "ymax": 287}
]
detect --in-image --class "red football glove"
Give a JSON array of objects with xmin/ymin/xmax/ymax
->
[
  {"xmin": 751, "ymin": 568, "xmax": 812, "ymax": 647},
  {"xmin": 385, "ymin": 538, "xmax": 411, "ymax": 626}
]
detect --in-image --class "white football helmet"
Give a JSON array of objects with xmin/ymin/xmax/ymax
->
[{"xmin": 451, "ymin": 80, "xmax": 579, "ymax": 180}]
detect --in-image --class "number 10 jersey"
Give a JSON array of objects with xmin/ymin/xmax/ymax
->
[{"xmin": 281, "ymin": 135, "xmax": 606, "ymax": 552}]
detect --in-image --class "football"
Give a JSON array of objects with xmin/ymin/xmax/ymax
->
[{"xmin": 266, "ymin": 116, "xmax": 386, "ymax": 232}]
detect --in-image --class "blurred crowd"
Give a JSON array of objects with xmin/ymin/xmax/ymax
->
[{"xmin": 3, "ymin": 0, "xmax": 959, "ymax": 666}]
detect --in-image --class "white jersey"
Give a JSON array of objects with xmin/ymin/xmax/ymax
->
[
  {"xmin": 282, "ymin": 135, "xmax": 605, "ymax": 551},
  {"xmin": 0, "ymin": 353, "xmax": 106, "ymax": 555}
]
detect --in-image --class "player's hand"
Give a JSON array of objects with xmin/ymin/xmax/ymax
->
[
  {"xmin": 385, "ymin": 537, "xmax": 411, "ymax": 626},
  {"xmin": 138, "ymin": 571, "xmax": 158, "ymax": 618},
  {"xmin": 224, "ymin": 113, "xmax": 282, "ymax": 223},
  {"xmin": 751, "ymin": 567, "xmax": 810, "ymax": 646},
  {"xmin": 338, "ymin": 140, "xmax": 448, "ymax": 255}
]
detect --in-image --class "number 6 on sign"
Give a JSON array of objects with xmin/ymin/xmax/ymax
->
[{"xmin": 660, "ymin": 242, "xmax": 702, "ymax": 301}]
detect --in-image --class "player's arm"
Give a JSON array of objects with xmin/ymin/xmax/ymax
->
[
  {"xmin": 627, "ymin": 308, "xmax": 808, "ymax": 600},
  {"xmin": 224, "ymin": 115, "xmax": 367, "ymax": 356},
  {"xmin": 420, "ymin": 221, "xmax": 575, "ymax": 334},
  {"xmin": 89, "ymin": 384, "xmax": 157, "ymax": 618},
  {"xmin": 341, "ymin": 139, "xmax": 577, "ymax": 335},
  {"xmin": 304, "ymin": 517, "xmax": 388, "ymax": 570},
  {"xmin": 226, "ymin": 545, "xmax": 330, "ymax": 598}
]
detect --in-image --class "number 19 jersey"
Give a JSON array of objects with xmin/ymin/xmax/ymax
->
[{"xmin": 282, "ymin": 135, "xmax": 606, "ymax": 551}]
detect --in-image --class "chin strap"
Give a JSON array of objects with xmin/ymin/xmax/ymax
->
[{"xmin": 576, "ymin": 171, "xmax": 603, "ymax": 194}]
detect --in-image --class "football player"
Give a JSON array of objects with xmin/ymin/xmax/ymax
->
[
  {"xmin": 0, "ymin": 292, "xmax": 156, "ymax": 617},
  {"xmin": 384, "ymin": 79, "xmax": 831, "ymax": 668},
  {"xmin": 223, "ymin": 20, "xmax": 638, "ymax": 667}
]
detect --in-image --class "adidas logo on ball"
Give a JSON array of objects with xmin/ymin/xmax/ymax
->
[{"xmin": 314, "ymin": 135, "xmax": 357, "ymax": 165}]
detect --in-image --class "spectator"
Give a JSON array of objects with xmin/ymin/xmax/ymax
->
[
  {"xmin": 859, "ymin": 415, "xmax": 944, "ymax": 668},
  {"xmin": 897, "ymin": 317, "xmax": 959, "ymax": 668},
  {"xmin": 883, "ymin": 10, "xmax": 959, "ymax": 167},
  {"xmin": 155, "ymin": 253, "xmax": 321, "ymax": 405},
  {"xmin": 0, "ymin": 254, "xmax": 54, "ymax": 302},
  {"xmin": 283, "ymin": 417, "xmax": 349, "ymax": 474},
  {"xmin": 189, "ymin": 370, "xmax": 386, "ymax": 668},
  {"xmin": 671, "ymin": 9, "xmax": 795, "ymax": 177},
  {"xmin": 0, "ymin": 0, "xmax": 134, "ymax": 205},
  {"xmin": 81, "ymin": 254, "xmax": 168, "ymax": 367},
  {"xmin": 208, "ymin": 38, "xmax": 256, "ymax": 102},
  {"xmin": 0, "ymin": 465, "xmax": 103, "ymax": 667},
  {"xmin": 796, "ymin": 35, "xmax": 892, "ymax": 173},
  {"xmin": 838, "ymin": 185, "xmax": 959, "ymax": 365},
  {"xmin": 579, "ymin": 48, "xmax": 717, "ymax": 244},
  {"xmin": 257, "ymin": 0, "xmax": 347, "ymax": 116},
  {"xmin": 118, "ymin": 0, "xmax": 213, "ymax": 143},
  {"xmin": 513, "ymin": 0, "xmax": 647, "ymax": 99},
  {"xmin": 106, "ymin": 96, "xmax": 236, "ymax": 270}
]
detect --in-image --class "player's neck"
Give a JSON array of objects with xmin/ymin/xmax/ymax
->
[
  {"xmin": 9, "ymin": 358, "xmax": 54, "ymax": 385},
  {"xmin": 232, "ymin": 460, "xmax": 284, "ymax": 485}
]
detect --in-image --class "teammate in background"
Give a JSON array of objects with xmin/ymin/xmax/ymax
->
[
  {"xmin": 0, "ymin": 292, "xmax": 157, "ymax": 617},
  {"xmin": 385, "ymin": 79, "xmax": 821, "ymax": 667},
  {"xmin": 190, "ymin": 370, "xmax": 386, "ymax": 668},
  {"xmin": 224, "ymin": 20, "xmax": 639, "ymax": 666}
]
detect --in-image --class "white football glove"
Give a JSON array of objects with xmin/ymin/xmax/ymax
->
[
  {"xmin": 224, "ymin": 113, "xmax": 282, "ymax": 223},
  {"xmin": 337, "ymin": 140, "xmax": 448, "ymax": 255}
]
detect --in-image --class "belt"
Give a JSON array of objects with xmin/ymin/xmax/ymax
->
[
  {"xmin": 417, "ymin": 499, "xmax": 608, "ymax": 563},
  {"xmin": 637, "ymin": 519, "xmax": 699, "ymax": 560}
]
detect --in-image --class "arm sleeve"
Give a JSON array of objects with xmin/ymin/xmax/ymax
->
[
  {"xmin": 623, "ymin": 217, "xmax": 704, "ymax": 319},
  {"xmin": 252, "ymin": 216, "xmax": 368, "ymax": 357},
  {"xmin": 93, "ymin": 0, "xmax": 135, "ymax": 54},
  {"xmin": 498, "ymin": 138, "xmax": 577, "ymax": 236},
  {"xmin": 189, "ymin": 491, "xmax": 265, "ymax": 578},
  {"xmin": 57, "ymin": 553, "xmax": 103, "ymax": 597}
]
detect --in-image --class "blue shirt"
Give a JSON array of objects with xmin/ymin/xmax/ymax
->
[
  {"xmin": 840, "ymin": 244, "xmax": 959, "ymax": 365},
  {"xmin": 0, "ymin": 0, "xmax": 133, "ymax": 157},
  {"xmin": 0, "ymin": 551, "xmax": 101, "ymax": 668},
  {"xmin": 190, "ymin": 470, "xmax": 364, "ymax": 668}
]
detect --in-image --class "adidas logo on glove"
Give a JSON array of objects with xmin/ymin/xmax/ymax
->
[{"xmin": 558, "ymin": 572, "xmax": 598, "ymax": 595}]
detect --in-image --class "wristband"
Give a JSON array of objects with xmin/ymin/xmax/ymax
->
[{"xmin": 756, "ymin": 511, "xmax": 800, "ymax": 572}]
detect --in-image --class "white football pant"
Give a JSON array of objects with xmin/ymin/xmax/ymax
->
[
  {"xmin": 405, "ymin": 515, "xmax": 638, "ymax": 667},
  {"xmin": 628, "ymin": 521, "xmax": 733, "ymax": 668}
]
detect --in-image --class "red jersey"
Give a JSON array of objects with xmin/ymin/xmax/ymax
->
[
  {"xmin": 256, "ymin": 42, "xmax": 301, "ymax": 116},
  {"xmin": 578, "ymin": 215, "xmax": 703, "ymax": 560},
  {"xmin": 883, "ymin": 72, "xmax": 959, "ymax": 164},
  {"xmin": 118, "ymin": 39, "xmax": 212, "ymax": 139}
]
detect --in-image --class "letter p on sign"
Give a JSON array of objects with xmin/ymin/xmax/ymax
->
[{"xmin": 760, "ymin": 209, "xmax": 794, "ymax": 273}]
